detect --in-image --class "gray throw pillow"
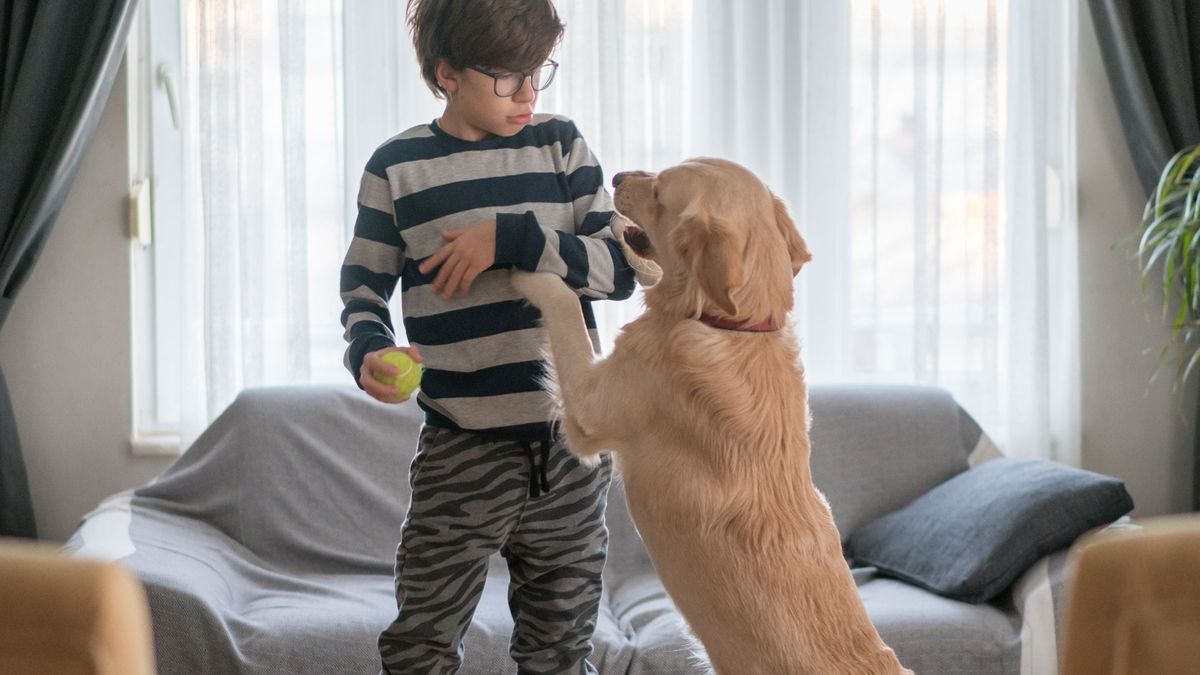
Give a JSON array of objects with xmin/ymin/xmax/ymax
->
[{"xmin": 846, "ymin": 457, "xmax": 1134, "ymax": 603}]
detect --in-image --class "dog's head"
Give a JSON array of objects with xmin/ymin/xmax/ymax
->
[{"xmin": 612, "ymin": 157, "xmax": 811, "ymax": 323}]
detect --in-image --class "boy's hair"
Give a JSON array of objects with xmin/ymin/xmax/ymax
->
[{"xmin": 407, "ymin": 0, "xmax": 565, "ymax": 99}]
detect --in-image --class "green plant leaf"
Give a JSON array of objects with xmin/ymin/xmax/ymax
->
[
  {"xmin": 1139, "ymin": 216, "xmax": 1181, "ymax": 263},
  {"xmin": 1181, "ymin": 345, "xmax": 1200, "ymax": 389},
  {"xmin": 1144, "ymin": 230, "xmax": 1180, "ymax": 280},
  {"xmin": 1132, "ymin": 144, "xmax": 1200, "ymax": 387},
  {"xmin": 1174, "ymin": 296, "xmax": 1188, "ymax": 333}
]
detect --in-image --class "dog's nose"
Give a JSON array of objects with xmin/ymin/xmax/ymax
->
[{"xmin": 612, "ymin": 172, "xmax": 628, "ymax": 188}]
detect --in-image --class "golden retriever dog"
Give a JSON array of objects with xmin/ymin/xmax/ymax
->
[{"xmin": 510, "ymin": 157, "xmax": 912, "ymax": 675}]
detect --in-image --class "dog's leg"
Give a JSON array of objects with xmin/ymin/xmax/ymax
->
[
  {"xmin": 510, "ymin": 271, "xmax": 622, "ymax": 459},
  {"xmin": 510, "ymin": 271, "xmax": 595, "ymax": 404}
]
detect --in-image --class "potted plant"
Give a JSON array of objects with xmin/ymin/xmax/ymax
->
[{"xmin": 1131, "ymin": 144, "xmax": 1200, "ymax": 387}]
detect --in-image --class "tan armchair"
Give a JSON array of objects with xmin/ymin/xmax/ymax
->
[
  {"xmin": 0, "ymin": 538, "xmax": 155, "ymax": 675},
  {"xmin": 1061, "ymin": 514, "xmax": 1200, "ymax": 675}
]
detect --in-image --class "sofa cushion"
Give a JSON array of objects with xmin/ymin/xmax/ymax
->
[
  {"xmin": 808, "ymin": 385, "xmax": 977, "ymax": 541},
  {"xmin": 606, "ymin": 573, "xmax": 708, "ymax": 674},
  {"xmin": 859, "ymin": 574, "xmax": 1020, "ymax": 675},
  {"xmin": 847, "ymin": 458, "xmax": 1134, "ymax": 603}
]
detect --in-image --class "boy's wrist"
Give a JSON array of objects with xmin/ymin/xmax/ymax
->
[
  {"xmin": 350, "ymin": 335, "xmax": 397, "ymax": 389},
  {"xmin": 494, "ymin": 211, "xmax": 537, "ymax": 267}
]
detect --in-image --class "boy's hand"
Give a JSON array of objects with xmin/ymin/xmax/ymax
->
[
  {"xmin": 360, "ymin": 345, "xmax": 423, "ymax": 404},
  {"xmin": 419, "ymin": 220, "xmax": 497, "ymax": 299}
]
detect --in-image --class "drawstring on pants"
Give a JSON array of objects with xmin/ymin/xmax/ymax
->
[{"xmin": 521, "ymin": 440, "xmax": 552, "ymax": 498}]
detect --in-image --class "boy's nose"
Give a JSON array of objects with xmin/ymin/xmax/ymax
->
[{"xmin": 512, "ymin": 76, "xmax": 536, "ymax": 102}]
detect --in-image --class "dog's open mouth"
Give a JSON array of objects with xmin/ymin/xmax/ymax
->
[{"xmin": 622, "ymin": 225, "xmax": 652, "ymax": 255}]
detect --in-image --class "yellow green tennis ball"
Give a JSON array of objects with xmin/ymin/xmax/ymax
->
[{"xmin": 375, "ymin": 351, "xmax": 422, "ymax": 398}]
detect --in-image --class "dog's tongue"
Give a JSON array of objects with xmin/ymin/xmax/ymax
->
[{"xmin": 623, "ymin": 225, "xmax": 651, "ymax": 254}]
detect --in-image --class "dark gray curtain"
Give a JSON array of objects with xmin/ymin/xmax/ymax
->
[
  {"xmin": 1090, "ymin": 0, "xmax": 1200, "ymax": 510},
  {"xmin": 0, "ymin": 0, "xmax": 139, "ymax": 538},
  {"xmin": 1089, "ymin": 0, "xmax": 1200, "ymax": 192}
]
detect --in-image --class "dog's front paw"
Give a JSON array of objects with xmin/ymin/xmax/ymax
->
[
  {"xmin": 571, "ymin": 449, "xmax": 604, "ymax": 469},
  {"xmin": 510, "ymin": 270, "xmax": 576, "ymax": 310},
  {"xmin": 612, "ymin": 214, "xmax": 663, "ymax": 287},
  {"xmin": 564, "ymin": 416, "xmax": 605, "ymax": 467},
  {"xmin": 569, "ymin": 446, "xmax": 605, "ymax": 469}
]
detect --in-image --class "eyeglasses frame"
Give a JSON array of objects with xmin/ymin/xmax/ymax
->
[{"xmin": 464, "ymin": 59, "xmax": 560, "ymax": 97}]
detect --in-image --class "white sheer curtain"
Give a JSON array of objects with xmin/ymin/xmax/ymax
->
[
  {"xmin": 175, "ymin": 0, "xmax": 349, "ymax": 443},
  {"xmin": 538, "ymin": 0, "xmax": 1078, "ymax": 463},
  {"xmin": 171, "ymin": 0, "xmax": 1078, "ymax": 463}
]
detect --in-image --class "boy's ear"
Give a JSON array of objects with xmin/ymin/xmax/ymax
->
[
  {"xmin": 671, "ymin": 209, "xmax": 744, "ymax": 316},
  {"xmin": 435, "ymin": 58, "xmax": 461, "ymax": 94}
]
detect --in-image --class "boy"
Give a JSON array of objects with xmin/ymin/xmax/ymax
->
[{"xmin": 338, "ymin": 1, "xmax": 635, "ymax": 673}]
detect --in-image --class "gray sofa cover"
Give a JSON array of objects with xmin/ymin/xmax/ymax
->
[{"xmin": 64, "ymin": 384, "xmax": 1074, "ymax": 674}]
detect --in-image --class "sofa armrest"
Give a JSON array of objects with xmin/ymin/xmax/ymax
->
[
  {"xmin": 1010, "ymin": 517, "xmax": 1137, "ymax": 675},
  {"xmin": 1011, "ymin": 546, "xmax": 1071, "ymax": 675}
]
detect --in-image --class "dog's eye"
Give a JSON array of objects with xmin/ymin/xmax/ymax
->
[{"xmin": 652, "ymin": 186, "xmax": 659, "ymax": 201}]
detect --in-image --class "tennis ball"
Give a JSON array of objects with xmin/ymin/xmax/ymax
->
[{"xmin": 375, "ymin": 351, "xmax": 422, "ymax": 398}]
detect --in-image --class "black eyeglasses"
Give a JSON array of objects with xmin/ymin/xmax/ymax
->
[{"xmin": 465, "ymin": 60, "xmax": 559, "ymax": 97}]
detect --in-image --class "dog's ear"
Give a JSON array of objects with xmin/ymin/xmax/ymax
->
[
  {"xmin": 773, "ymin": 194, "xmax": 812, "ymax": 277},
  {"xmin": 672, "ymin": 209, "xmax": 744, "ymax": 316}
]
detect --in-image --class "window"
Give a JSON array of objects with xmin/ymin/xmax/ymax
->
[{"xmin": 133, "ymin": 0, "xmax": 1077, "ymax": 462}]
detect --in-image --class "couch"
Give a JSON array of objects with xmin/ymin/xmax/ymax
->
[{"xmin": 63, "ymin": 384, "xmax": 1094, "ymax": 674}]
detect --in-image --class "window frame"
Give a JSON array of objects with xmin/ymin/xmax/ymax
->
[{"xmin": 129, "ymin": 0, "xmax": 186, "ymax": 456}]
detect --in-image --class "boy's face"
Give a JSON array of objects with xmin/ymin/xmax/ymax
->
[{"xmin": 437, "ymin": 59, "xmax": 540, "ymax": 140}]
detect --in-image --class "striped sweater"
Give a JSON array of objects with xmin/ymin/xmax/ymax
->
[{"xmin": 340, "ymin": 114, "xmax": 635, "ymax": 439}]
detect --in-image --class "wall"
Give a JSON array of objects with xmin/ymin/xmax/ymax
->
[{"xmin": 1076, "ymin": 0, "xmax": 1195, "ymax": 515}]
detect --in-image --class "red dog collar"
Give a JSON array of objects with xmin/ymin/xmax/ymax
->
[{"xmin": 698, "ymin": 314, "xmax": 779, "ymax": 332}]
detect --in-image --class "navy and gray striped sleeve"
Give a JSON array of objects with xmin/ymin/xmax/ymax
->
[
  {"xmin": 340, "ymin": 152, "xmax": 405, "ymax": 387},
  {"xmin": 493, "ymin": 122, "xmax": 635, "ymax": 301}
]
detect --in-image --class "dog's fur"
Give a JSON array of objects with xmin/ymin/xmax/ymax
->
[{"xmin": 511, "ymin": 158, "xmax": 912, "ymax": 674}]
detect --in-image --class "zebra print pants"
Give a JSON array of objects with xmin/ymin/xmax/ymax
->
[{"xmin": 379, "ymin": 425, "xmax": 613, "ymax": 674}]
